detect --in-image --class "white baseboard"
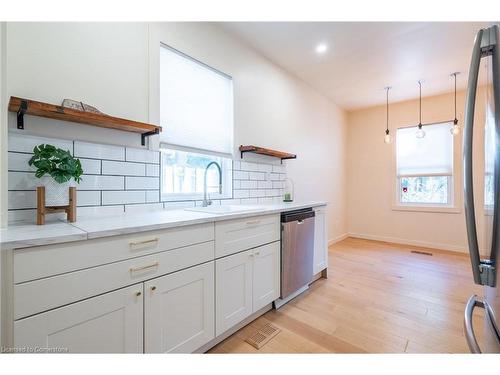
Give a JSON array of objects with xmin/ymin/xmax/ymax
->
[
  {"xmin": 346, "ymin": 232, "xmax": 469, "ymax": 254},
  {"xmin": 328, "ymin": 232, "xmax": 348, "ymax": 246}
]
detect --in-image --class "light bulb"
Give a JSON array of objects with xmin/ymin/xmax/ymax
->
[
  {"xmin": 384, "ymin": 133, "xmax": 392, "ymax": 144},
  {"xmin": 450, "ymin": 122, "xmax": 460, "ymax": 135},
  {"xmin": 416, "ymin": 126, "xmax": 426, "ymax": 139}
]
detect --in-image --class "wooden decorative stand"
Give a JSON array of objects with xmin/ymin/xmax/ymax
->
[{"xmin": 36, "ymin": 186, "xmax": 77, "ymax": 225}]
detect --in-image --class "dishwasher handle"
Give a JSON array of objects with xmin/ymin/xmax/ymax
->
[{"xmin": 281, "ymin": 209, "xmax": 315, "ymax": 223}]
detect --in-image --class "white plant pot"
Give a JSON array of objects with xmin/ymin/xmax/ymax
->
[{"xmin": 39, "ymin": 176, "xmax": 75, "ymax": 206}]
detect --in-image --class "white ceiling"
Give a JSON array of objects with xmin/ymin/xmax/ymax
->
[{"xmin": 219, "ymin": 22, "xmax": 490, "ymax": 110}]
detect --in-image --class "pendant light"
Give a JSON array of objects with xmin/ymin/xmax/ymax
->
[
  {"xmin": 450, "ymin": 72, "xmax": 460, "ymax": 135},
  {"xmin": 415, "ymin": 80, "xmax": 426, "ymax": 138},
  {"xmin": 384, "ymin": 86, "xmax": 392, "ymax": 144}
]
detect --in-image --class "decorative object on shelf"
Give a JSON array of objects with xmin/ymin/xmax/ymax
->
[
  {"xmin": 28, "ymin": 144, "xmax": 83, "ymax": 224},
  {"xmin": 239, "ymin": 145, "xmax": 296, "ymax": 164},
  {"xmin": 283, "ymin": 178, "xmax": 294, "ymax": 202},
  {"xmin": 383, "ymin": 86, "xmax": 392, "ymax": 144},
  {"xmin": 8, "ymin": 96, "xmax": 162, "ymax": 146},
  {"xmin": 450, "ymin": 72, "xmax": 461, "ymax": 135},
  {"xmin": 415, "ymin": 80, "xmax": 426, "ymax": 139},
  {"xmin": 62, "ymin": 99, "xmax": 103, "ymax": 114}
]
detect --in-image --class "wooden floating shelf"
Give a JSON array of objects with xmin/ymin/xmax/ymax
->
[
  {"xmin": 239, "ymin": 145, "xmax": 297, "ymax": 163},
  {"xmin": 8, "ymin": 96, "xmax": 162, "ymax": 146}
]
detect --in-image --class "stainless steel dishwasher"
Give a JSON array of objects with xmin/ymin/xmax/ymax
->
[{"xmin": 279, "ymin": 208, "xmax": 315, "ymax": 301}]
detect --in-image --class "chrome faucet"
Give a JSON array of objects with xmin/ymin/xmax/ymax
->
[{"xmin": 202, "ymin": 161, "xmax": 222, "ymax": 207}]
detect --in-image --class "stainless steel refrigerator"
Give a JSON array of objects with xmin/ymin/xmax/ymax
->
[{"xmin": 463, "ymin": 24, "xmax": 500, "ymax": 353}]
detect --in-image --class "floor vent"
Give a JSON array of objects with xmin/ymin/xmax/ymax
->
[
  {"xmin": 245, "ymin": 323, "xmax": 281, "ymax": 349},
  {"xmin": 411, "ymin": 250, "xmax": 433, "ymax": 256}
]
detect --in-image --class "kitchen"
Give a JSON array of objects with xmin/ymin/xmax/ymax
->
[{"xmin": 0, "ymin": 1, "xmax": 499, "ymax": 373}]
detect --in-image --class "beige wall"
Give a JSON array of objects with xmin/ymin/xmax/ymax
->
[
  {"xmin": 347, "ymin": 88, "xmax": 488, "ymax": 253},
  {"xmin": 2, "ymin": 22, "xmax": 347, "ymax": 241}
]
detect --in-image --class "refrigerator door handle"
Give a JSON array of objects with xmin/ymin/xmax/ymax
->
[
  {"xmin": 464, "ymin": 27, "xmax": 497, "ymax": 287},
  {"xmin": 464, "ymin": 295, "xmax": 485, "ymax": 353}
]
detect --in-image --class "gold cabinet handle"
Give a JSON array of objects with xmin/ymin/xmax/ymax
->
[
  {"xmin": 129, "ymin": 238, "xmax": 159, "ymax": 249},
  {"xmin": 129, "ymin": 261, "xmax": 159, "ymax": 273},
  {"xmin": 246, "ymin": 219, "xmax": 261, "ymax": 226},
  {"xmin": 135, "ymin": 291, "xmax": 142, "ymax": 297},
  {"xmin": 151, "ymin": 286, "xmax": 157, "ymax": 291}
]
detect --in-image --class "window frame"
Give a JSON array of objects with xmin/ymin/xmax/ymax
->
[
  {"xmin": 160, "ymin": 148, "xmax": 233, "ymax": 202},
  {"xmin": 392, "ymin": 122, "xmax": 462, "ymax": 214}
]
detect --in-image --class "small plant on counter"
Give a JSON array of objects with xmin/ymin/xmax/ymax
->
[
  {"xmin": 28, "ymin": 144, "xmax": 83, "ymax": 183},
  {"xmin": 28, "ymin": 144, "xmax": 83, "ymax": 207}
]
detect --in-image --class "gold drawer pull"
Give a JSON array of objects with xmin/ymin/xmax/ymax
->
[
  {"xmin": 129, "ymin": 238, "xmax": 159, "ymax": 249},
  {"xmin": 129, "ymin": 261, "xmax": 159, "ymax": 273},
  {"xmin": 246, "ymin": 220, "xmax": 261, "ymax": 226}
]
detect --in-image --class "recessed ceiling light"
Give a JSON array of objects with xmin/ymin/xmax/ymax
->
[{"xmin": 315, "ymin": 43, "xmax": 328, "ymax": 54}]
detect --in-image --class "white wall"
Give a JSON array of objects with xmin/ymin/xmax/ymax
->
[
  {"xmin": 347, "ymin": 88, "xmax": 488, "ymax": 253},
  {"xmin": 3, "ymin": 22, "xmax": 347, "ymax": 241}
]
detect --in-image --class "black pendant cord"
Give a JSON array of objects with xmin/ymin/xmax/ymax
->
[
  {"xmin": 385, "ymin": 87, "xmax": 390, "ymax": 135},
  {"xmin": 453, "ymin": 72, "xmax": 458, "ymax": 125},
  {"xmin": 418, "ymin": 80, "xmax": 422, "ymax": 129}
]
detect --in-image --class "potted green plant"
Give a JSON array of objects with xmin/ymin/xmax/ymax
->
[{"xmin": 28, "ymin": 144, "xmax": 83, "ymax": 206}]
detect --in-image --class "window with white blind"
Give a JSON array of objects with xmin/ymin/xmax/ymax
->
[
  {"xmin": 396, "ymin": 122, "xmax": 454, "ymax": 207},
  {"xmin": 159, "ymin": 44, "xmax": 233, "ymax": 200}
]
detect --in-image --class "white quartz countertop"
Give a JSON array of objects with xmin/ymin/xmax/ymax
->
[{"xmin": 0, "ymin": 201, "xmax": 326, "ymax": 250}]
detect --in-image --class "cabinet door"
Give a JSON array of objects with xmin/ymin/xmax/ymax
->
[
  {"xmin": 144, "ymin": 262, "xmax": 215, "ymax": 353},
  {"xmin": 14, "ymin": 284, "xmax": 143, "ymax": 353},
  {"xmin": 215, "ymin": 249, "xmax": 253, "ymax": 336},
  {"xmin": 252, "ymin": 242, "xmax": 280, "ymax": 312},
  {"xmin": 313, "ymin": 207, "xmax": 328, "ymax": 274}
]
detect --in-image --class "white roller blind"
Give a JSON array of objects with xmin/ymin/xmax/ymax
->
[
  {"xmin": 396, "ymin": 122, "xmax": 453, "ymax": 176},
  {"xmin": 159, "ymin": 44, "xmax": 233, "ymax": 157}
]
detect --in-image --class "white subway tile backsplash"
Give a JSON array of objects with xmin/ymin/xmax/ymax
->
[
  {"xmin": 8, "ymin": 191, "xmax": 36, "ymax": 209},
  {"xmin": 125, "ymin": 147, "xmax": 159, "ymax": 164},
  {"xmin": 78, "ymin": 175, "xmax": 124, "ymax": 190},
  {"xmin": 8, "ymin": 209, "xmax": 66, "ymax": 223},
  {"xmin": 77, "ymin": 191, "xmax": 101, "ymax": 206},
  {"xmin": 146, "ymin": 164, "xmax": 160, "ymax": 177},
  {"xmin": 234, "ymin": 190, "xmax": 250, "ymax": 199},
  {"xmin": 8, "ymin": 172, "xmax": 39, "ymax": 190},
  {"xmin": 258, "ymin": 180, "xmax": 272, "ymax": 189},
  {"xmin": 146, "ymin": 190, "xmax": 160, "ymax": 203},
  {"xmin": 240, "ymin": 180, "xmax": 258, "ymax": 189},
  {"xmin": 79, "ymin": 158, "xmax": 101, "ymax": 175},
  {"xmin": 8, "ymin": 153, "xmax": 34, "ymax": 172},
  {"xmin": 249, "ymin": 172, "xmax": 266, "ymax": 181},
  {"xmin": 125, "ymin": 176, "xmax": 159, "ymax": 190},
  {"xmin": 102, "ymin": 191, "xmax": 146, "ymax": 205},
  {"xmin": 233, "ymin": 171, "xmax": 249, "ymax": 180},
  {"xmin": 7, "ymin": 134, "xmax": 287, "ymax": 222},
  {"xmin": 74, "ymin": 141, "xmax": 125, "ymax": 161},
  {"xmin": 8, "ymin": 133, "xmax": 73, "ymax": 154},
  {"xmin": 102, "ymin": 160, "xmax": 145, "ymax": 176}
]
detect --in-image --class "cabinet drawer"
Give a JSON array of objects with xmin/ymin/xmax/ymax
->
[
  {"xmin": 14, "ymin": 223, "xmax": 214, "ymax": 283},
  {"xmin": 14, "ymin": 241, "xmax": 214, "ymax": 320},
  {"xmin": 215, "ymin": 214, "xmax": 280, "ymax": 258}
]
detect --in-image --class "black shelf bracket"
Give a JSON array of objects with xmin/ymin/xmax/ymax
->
[
  {"xmin": 279, "ymin": 155, "xmax": 297, "ymax": 164},
  {"xmin": 141, "ymin": 128, "xmax": 160, "ymax": 146},
  {"xmin": 17, "ymin": 100, "xmax": 28, "ymax": 130}
]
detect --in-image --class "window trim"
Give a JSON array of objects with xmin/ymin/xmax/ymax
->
[
  {"xmin": 392, "ymin": 122, "xmax": 462, "ymax": 214},
  {"xmin": 160, "ymin": 149, "xmax": 233, "ymax": 202}
]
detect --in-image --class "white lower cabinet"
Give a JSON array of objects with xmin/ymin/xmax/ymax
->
[
  {"xmin": 215, "ymin": 241, "xmax": 280, "ymax": 336},
  {"xmin": 215, "ymin": 249, "xmax": 254, "ymax": 336},
  {"xmin": 14, "ymin": 284, "xmax": 144, "ymax": 353},
  {"xmin": 252, "ymin": 242, "xmax": 280, "ymax": 312},
  {"xmin": 313, "ymin": 207, "xmax": 328, "ymax": 275},
  {"xmin": 144, "ymin": 262, "xmax": 215, "ymax": 353}
]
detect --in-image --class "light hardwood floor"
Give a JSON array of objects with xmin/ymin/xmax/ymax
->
[{"xmin": 208, "ymin": 237, "xmax": 485, "ymax": 353}]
